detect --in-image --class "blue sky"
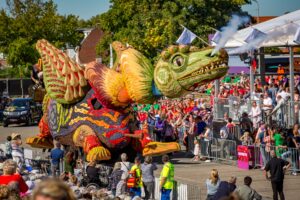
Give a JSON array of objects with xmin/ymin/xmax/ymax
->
[{"xmin": 0, "ymin": 0, "xmax": 299, "ymax": 20}]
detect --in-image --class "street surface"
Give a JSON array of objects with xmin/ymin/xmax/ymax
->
[{"xmin": 0, "ymin": 125, "xmax": 299, "ymax": 199}]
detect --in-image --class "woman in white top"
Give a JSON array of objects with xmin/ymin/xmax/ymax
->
[
  {"xmin": 205, "ymin": 169, "xmax": 221, "ymax": 200},
  {"xmin": 201, "ymin": 126, "xmax": 213, "ymax": 162},
  {"xmin": 249, "ymin": 101, "xmax": 261, "ymax": 129}
]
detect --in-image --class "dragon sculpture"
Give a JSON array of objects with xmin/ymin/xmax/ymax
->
[{"xmin": 26, "ymin": 39, "xmax": 228, "ymax": 161}]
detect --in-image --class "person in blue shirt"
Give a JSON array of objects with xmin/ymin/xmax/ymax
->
[
  {"xmin": 213, "ymin": 176, "xmax": 237, "ymax": 200},
  {"xmin": 50, "ymin": 142, "xmax": 64, "ymax": 177},
  {"xmin": 196, "ymin": 116, "xmax": 206, "ymax": 136}
]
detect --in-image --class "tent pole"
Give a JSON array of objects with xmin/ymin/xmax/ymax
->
[
  {"xmin": 214, "ymin": 79, "xmax": 220, "ymax": 119},
  {"xmin": 289, "ymin": 46, "xmax": 295, "ymax": 127},
  {"xmin": 259, "ymin": 47, "xmax": 265, "ymax": 86},
  {"xmin": 250, "ymin": 63, "xmax": 254, "ymax": 100}
]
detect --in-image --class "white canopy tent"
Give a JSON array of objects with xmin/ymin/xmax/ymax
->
[
  {"xmin": 224, "ymin": 9, "xmax": 300, "ymax": 48},
  {"xmin": 213, "ymin": 10, "xmax": 300, "ymax": 126}
]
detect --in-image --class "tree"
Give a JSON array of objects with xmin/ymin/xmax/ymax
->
[
  {"xmin": 91, "ymin": 0, "xmax": 251, "ymax": 63},
  {"xmin": 0, "ymin": 0, "xmax": 83, "ymax": 68},
  {"xmin": 7, "ymin": 38, "xmax": 38, "ymax": 67}
]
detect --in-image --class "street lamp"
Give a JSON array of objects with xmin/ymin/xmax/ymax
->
[{"xmin": 253, "ymin": 0, "xmax": 260, "ymax": 23}]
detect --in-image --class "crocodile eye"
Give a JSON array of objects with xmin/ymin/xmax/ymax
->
[{"xmin": 173, "ymin": 56, "xmax": 184, "ymax": 67}]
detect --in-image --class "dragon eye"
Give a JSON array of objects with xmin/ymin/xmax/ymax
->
[{"xmin": 173, "ymin": 56, "xmax": 184, "ymax": 67}]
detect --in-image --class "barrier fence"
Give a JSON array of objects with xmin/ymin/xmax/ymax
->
[
  {"xmin": 154, "ymin": 178, "xmax": 201, "ymax": 200},
  {"xmin": 253, "ymin": 144, "xmax": 300, "ymax": 173},
  {"xmin": 213, "ymin": 97, "xmax": 300, "ymax": 128},
  {"xmin": 187, "ymin": 135, "xmax": 300, "ymax": 173}
]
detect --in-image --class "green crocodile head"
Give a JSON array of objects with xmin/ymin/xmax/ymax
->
[{"xmin": 154, "ymin": 45, "xmax": 228, "ymax": 98}]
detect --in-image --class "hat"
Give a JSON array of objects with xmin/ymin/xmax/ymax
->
[{"xmin": 11, "ymin": 133, "xmax": 21, "ymax": 140}]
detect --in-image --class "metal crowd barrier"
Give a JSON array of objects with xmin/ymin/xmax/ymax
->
[
  {"xmin": 188, "ymin": 136, "xmax": 238, "ymax": 164},
  {"xmin": 253, "ymin": 144, "xmax": 300, "ymax": 173},
  {"xmin": 213, "ymin": 96, "xmax": 300, "ymax": 129},
  {"xmin": 214, "ymin": 97, "xmax": 251, "ymax": 121},
  {"xmin": 154, "ymin": 177, "xmax": 201, "ymax": 200}
]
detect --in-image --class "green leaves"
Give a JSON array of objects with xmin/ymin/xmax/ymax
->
[
  {"xmin": 0, "ymin": 0, "xmax": 83, "ymax": 69},
  {"xmin": 7, "ymin": 38, "xmax": 38, "ymax": 67},
  {"xmin": 93, "ymin": 0, "xmax": 251, "ymax": 64}
]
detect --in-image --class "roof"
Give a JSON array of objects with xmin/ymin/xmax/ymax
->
[
  {"xmin": 253, "ymin": 16, "xmax": 276, "ymax": 23},
  {"xmin": 78, "ymin": 28, "xmax": 104, "ymax": 64},
  {"xmin": 224, "ymin": 9, "xmax": 300, "ymax": 48}
]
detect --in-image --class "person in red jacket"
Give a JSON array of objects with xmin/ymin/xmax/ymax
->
[{"xmin": 0, "ymin": 159, "xmax": 28, "ymax": 193}]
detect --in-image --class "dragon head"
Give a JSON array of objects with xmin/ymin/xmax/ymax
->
[{"xmin": 154, "ymin": 45, "xmax": 228, "ymax": 98}]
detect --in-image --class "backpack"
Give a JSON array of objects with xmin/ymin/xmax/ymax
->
[{"xmin": 126, "ymin": 168, "xmax": 140, "ymax": 188}]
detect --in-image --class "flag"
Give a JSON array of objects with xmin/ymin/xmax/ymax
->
[
  {"xmin": 176, "ymin": 27, "xmax": 197, "ymax": 45},
  {"xmin": 109, "ymin": 44, "xmax": 113, "ymax": 68},
  {"xmin": 294, "ymin": 27, "xmax": 300, "ymax": 44},
  {"xmin": 211, "ymin": 31, "xmax": 222, "ymax": 44},
  {"xmin": 244, "ymin": 28, "xmax": 267, "ymax": 43}
]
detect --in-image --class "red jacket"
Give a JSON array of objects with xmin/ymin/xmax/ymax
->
[{"xmin": 0, "ymin": 174, "xmax": 28, "ymax": 193}]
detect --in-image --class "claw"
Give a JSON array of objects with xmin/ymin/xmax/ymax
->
[
  {"xmin": 26, "ymin": 136, "xmax": 53, "ymax": 149},
  {"xmin": 142, "ymin": 142, "xmax": 180, "ymax": 157},
  {"xmin": 86, "ymin": 146, "xmax": 111, "ymax": 161}
]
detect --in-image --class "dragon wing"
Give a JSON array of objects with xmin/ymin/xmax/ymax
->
[{"xmin": 36, "ymin": 39, "xmax": 87, "ymax": 104}]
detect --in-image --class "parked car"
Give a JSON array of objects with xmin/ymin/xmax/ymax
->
[{"xmin": 2, "ymin": 98, "xmax": 42, "ymax": 127}]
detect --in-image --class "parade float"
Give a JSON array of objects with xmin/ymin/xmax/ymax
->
[{"xmin": 26, "ymin": 39, "xmax": 228, "ymax": 161}]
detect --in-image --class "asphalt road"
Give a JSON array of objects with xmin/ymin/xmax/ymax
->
[{"xmin": 0, "ymin": 124, "xmax": 299, "ymax": 199}]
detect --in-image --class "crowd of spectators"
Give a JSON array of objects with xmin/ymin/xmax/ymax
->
[{"xmin": 132, "ymin": 72, "xmax": 300, "ymax": 173}]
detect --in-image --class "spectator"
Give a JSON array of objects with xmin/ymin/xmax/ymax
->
[
  {"xmin": 271, "ymin": 130, "xmax": 285, "ymax": 157},
  {"xmin": 219, "ymin": 126, "xmax": 230, "ymax": 159},
  {"xmin": 0, "ymin": 185, "xmax": 10, "ymax": 199},
  {"xmin": 239, "ymin": 113, "xmax": 253, "ymax": 135},
  {"xmin": 255, "ymin": 123, "xmax": 268, "ymax": 169},
  {"xmin": 129, "ymin": 157, "xmax": 143, "ymax": 198},
  {"xmin": 270, "ymin": 95, "xmax": 285, "ymax": 127},
  {"xmin": 86, "ymin": 160, "xmax": 100, "ymax": 185},
  {"xmin": 205, "ymin": 169, "xmax": 221, "ymax": 200},
  {"xmin": 5, "ymin": 136, "xmax": 12, "ymax": 159},
  {"xmin": 249, "ymin": 101, "xmax": 261, "ymax": 129},
  {"xmin": 196, "ymin": 116, "xmax": 207, "ymax": 136},
  {"xmin": 147, "ymin": 108, "xmax": 156, "ymax": 140},
  {"xmin": 159, "ymin": 155, "xmax": 174, "ymax": 200},
  {"xmin": 234, "ymin": 176, "xmax": 262, "ymax": 200},
  {"xmin": 164, "ymin": 120, "xmax": 176, "ymax": 142},
  {"xmin": 280, "ymin": 134, "xmax": 298, "ymax": 176},
  {"xmin": 109, "ymin": 162, "xmax": 123, "ymax": 196},
  {"xmin": 11, "ymin": 133, "xmax": 24, "ymax": 171},
  {"xmin": 0, "ymin": 159, "xmax": 28, "ymax": 193},
  {"xmin": 120, "ymin": 153, "xmax": 131, "ymax": 177},
  {"xmin": 213, "ymin": 176, "xmax": 237, "ymax": 200},
  {"xmin": 154, "ymin": 118, "xmax": 165, "ymax": 142},
  {"xmin": 192, "ymin": 136, "xmax": 200, "ymax": 161},
  {"xmin": 141, "ymin": 156, "xmax": 157, "ymax": 200},
  {"xmin": 264, "ymin": 150, "xmax": 290, "ymax": 200},
  {"xmin": 226, "ymin": 118, "xmax": 235, "ymax": 129},
  {"xmin": 64, "ymin": 151, "xmax": 76, "ymax": 174},
  {"xmin": 32, "ymin": 179, "xmax": 76, "ymax": 200},
  {"xmin": 50, "ymin": 142, "xmax": 64, "ymax": 177},
  {"xmin": 240, "ymin": 132, "xmax": 253, "ymax": 146},
  {"xmin": 201, "ymin": 126, "xmax": 213, "ymax": 162},
  {"xmin": 262, "ymin": 92, "xmax": 273, "ymax": 125}
]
